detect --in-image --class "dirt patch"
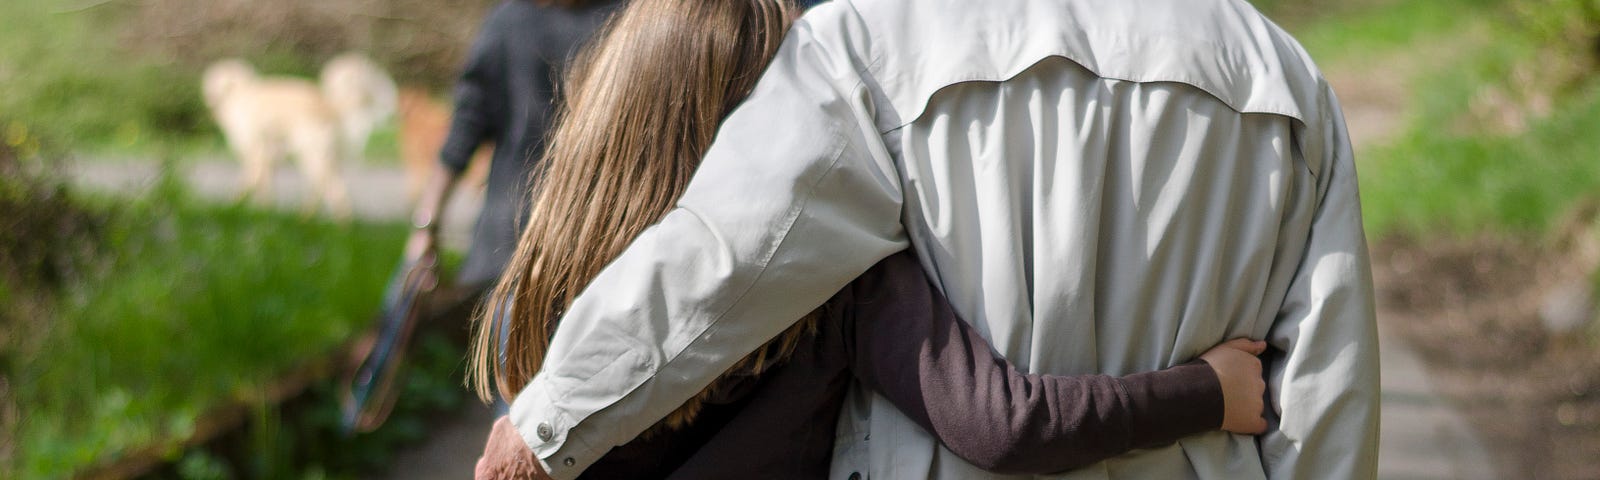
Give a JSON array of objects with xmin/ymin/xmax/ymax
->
[
  {"xmin": 1325, "ymin": 62, "xmax": 1411, "ymax": 149},
  {"xmin": 1374, "ymin": 235, "xmax": 1600, "ymax": 479}
]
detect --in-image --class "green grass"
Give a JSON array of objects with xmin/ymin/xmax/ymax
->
[
  {"xmin": 216, "ymin": 332, "xmax": 471, "ymax": 479},
  {"xmin": 9, "ymin": 182, "xmax": 407, "ymax": 479},
  {"xmin": 1360, "ymin": 84, "xmax": 1600, "ymax": 237},
  {"xmin": 1283, "ymin": 0, "xmax": 1501, "ymax": 62},
  {"xmin": 1313, "ymin": 1, "xmax": 1600, "ymax": 237}
]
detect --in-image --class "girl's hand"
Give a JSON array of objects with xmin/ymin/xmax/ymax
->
[
  {"xmin": 1200, "ymin": 338, "xmax": 1269, "ymax": 434},
  {"xmin": 475, "ymin": 416, "xmax": 552, "ymax": 480}
]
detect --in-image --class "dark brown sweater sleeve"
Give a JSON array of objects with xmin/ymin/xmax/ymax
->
[{"xmin": 833, "ymin": 251, "xmax": 1224, "ymax": 474}]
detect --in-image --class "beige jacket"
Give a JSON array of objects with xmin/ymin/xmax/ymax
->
[{"xmin": 510, "ymin": 0, "xmax": 1380, "ymax": 478}]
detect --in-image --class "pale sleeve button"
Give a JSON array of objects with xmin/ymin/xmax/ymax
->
[{"xmin": 536, "ymin": 422, "xmax": 554, "ymax": 442}]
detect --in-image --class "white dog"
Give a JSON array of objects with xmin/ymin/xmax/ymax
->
[{"xmin": 202, "ymin": 53, "xmax": 397, "ymax": 219}]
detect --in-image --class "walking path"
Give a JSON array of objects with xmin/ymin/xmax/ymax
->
[
  {"xmin": 66, "ymin": 157, "xmax": 1495, "ymax": 478},
  {"xmin": 1374, "ymin": 322, "xmax": 1495, "ymax": 479},
  {"xmin": 64, "ymin": 158, "xmax": 486, "ymax": 251}
]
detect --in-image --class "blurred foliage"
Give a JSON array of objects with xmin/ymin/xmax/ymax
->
[
  {"xmin": 0, "ymin": 0, "xmax": 494, "ymax": 154},
  {"xmin": 1, "ymin": 2, "xmax": 488, "ymax": 473},
  {"xmin": 137, "ymin": 333, "xmax": 471, "ymax": 480},
  {"xmin": 1492, "ymin": 0, "xmax": 1600, "ymax": 119},
  {"xmin": 1512, "ymin": 0, "xmax": 1600, "ymax": 55},
  {"xmin": 0, "ymin": 120, "xmax": 104, "ymax": 317},
  {"xmin": 0, "ymin": 118, "xmax": 107, "ymax": 474},
  {"xmin": 1336, "ymin": 0, "xmax": 1600, "ymax": 237},
  {"xmin": 0, "ymin": 2, "xmax": 215, "ymax": 154},
  {"xmin": 1249, "ymin": 0, "xmax": 1384, "ymax": 25},
  {"xmin": 276, "ymin": 334, "xmax": 469, "ymax": 478},
  {"xmin": 1280, "ymin": 0, "xmax": 1500, "ymax": 62},
  {"xmin": 120, "ymin": 0, "xmax": 496, "ymax": 89},
  {"xmin": 1361, "ymin": 78, "xmax": 1600, "ymax": 236},
  {"xmin": 6, "ymin": 172, "xmax": 409, "ymax": 478}
]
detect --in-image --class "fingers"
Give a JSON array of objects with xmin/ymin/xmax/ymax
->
[
  {"xmin": 1220, "ymin": 338, "xmax": 1268, "ymax": 355},
  {"xmin": 1247, "ymin": 388, "xmax": 1269, "ymax": 434},
  {"xmin": 1245, "ymin": 372, "xmax": 1269, "ymax": 434},
  {"xmin": 403, "ymin": 230, "xmax": 433, "ymax": 260},
  {"xmin": 1247, "ymin": 416, "xmax": 1269, "ymax": 434},
  {"xmin": 1216, "ymin": 352, "xmax": 1271, "ymax": 435},
  {"xmin": 1224, "ymin": 387, "xmax": 1271, "ymax": 434}
]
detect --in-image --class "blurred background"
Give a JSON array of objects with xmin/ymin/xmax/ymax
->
[{"xmin": 2, "ymin": 0, "xmax": 1598, "ymax": 478}]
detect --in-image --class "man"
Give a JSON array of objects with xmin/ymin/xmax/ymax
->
[{"xmin": 481, "ymin": 0, "xmax": 1379, "ymax": 478}]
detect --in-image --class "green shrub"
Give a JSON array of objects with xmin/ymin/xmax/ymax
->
[
  {"xmin": 1512, "ymin": 0, "xmax": 1600, "ymax": 52},
  {"xmin": 210, "ymin": 333, "xmax": 471, "ymax": 479},
  {"xmin": 0, "ymin": 123, "xmax": 108, "ymax": 292},
  {"xmin": 1499, "ymin": 0, "xmax": 1600, "ymax": 107},
  {"xmin": 0, "ymin": 119, "xmax": 106, "ymax": 473}
]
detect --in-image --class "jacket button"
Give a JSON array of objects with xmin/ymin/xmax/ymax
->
[
  {"xmin": 536, "ymin": 422, "xmax": 554, "ymax": 442},
  {"xmin": 848, "ymin": 473, "xmax": 862, "ymax": 480},
  {"xmin": 563, "ymin": 457, "xmax": 576, "ymax": 467}
]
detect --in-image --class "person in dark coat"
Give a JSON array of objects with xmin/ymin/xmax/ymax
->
[{"xmin": 405, "ymin": 0, "xmax": 624, "ymax": 293}]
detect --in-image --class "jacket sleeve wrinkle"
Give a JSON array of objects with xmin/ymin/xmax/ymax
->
[{"xmin": 1260, "ymin": 89, "xmax": 1381, "ymax": 479}]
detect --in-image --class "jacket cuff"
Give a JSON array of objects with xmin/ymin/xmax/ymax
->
[
  {"xmin": 1118, "ymin": 360, "xmax": 1225, "ymax": 447},
  {"xmin": 508, "ymin": 376, "xmax": 606, "ymax": 480}
]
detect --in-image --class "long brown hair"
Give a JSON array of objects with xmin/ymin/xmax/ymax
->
[
  {"xmin": 532, "ymin": 0, "xmax": 606, "ymax": 8},
  {"xmin": 470, "ymin": 0, "xmax": 797, "ymax": 405}
]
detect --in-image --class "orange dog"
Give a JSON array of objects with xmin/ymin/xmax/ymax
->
[{"xmin": 397, "ymin": 87, "xmax": 490, "ymax": 202}]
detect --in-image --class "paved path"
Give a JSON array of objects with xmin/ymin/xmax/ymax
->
[
  {"xmin": 382, "ymin": 402, "xmax": 500, "ymax": 480},
  {"xmin": 65, "ymin": 158, "xmax": 486, "ymax": 252},
  {"xmin": 66, "ymin": 158, "xmax": 1495, "ymax": 478},
  {"xmin": 1375, "ymin": 323, "xmax": 1496, "ymax": 479}
]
